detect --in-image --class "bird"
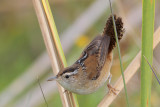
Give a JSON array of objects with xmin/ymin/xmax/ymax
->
[{"xmin": 48, "ymin": 15, "xmax": 124, "ymax": 95}]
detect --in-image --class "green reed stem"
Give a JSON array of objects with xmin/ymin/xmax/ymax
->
[{"xmin": 141, "ymin": 0, "xmax": 155, "ymax": 106}]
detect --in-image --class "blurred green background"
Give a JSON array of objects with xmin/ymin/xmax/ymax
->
[{"xmin": 0, "ymin": 0, "xmax": 160, "ymax": 107}]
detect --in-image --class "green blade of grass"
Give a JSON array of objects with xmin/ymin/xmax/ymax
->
[
  {"xmin": 141, "ymin": 0, "xmax": 155, "ymax": 106},
  {"xmin": 108, "ymin": 0, "xmax": 129, "ymax": 107},
  {"xmin": 143, "ymin": 55, "xmax": 160, "ymax": 85}
]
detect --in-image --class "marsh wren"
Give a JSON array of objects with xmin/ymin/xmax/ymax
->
[{"xmin": 48, "ymin": 15, "xmax": 124, "ymax": 94}]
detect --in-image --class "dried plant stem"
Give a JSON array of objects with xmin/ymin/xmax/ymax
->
[
  {"xmin": 98, "ymin": 27, "xmax": 160, "ymax": 107},
  {"xmin": 33, "ymin": 0, "xmax": 78, "ymax": 107},
  {"xmin": 41, "ymin": 0, "xmax": 78, "ymax": 106}
]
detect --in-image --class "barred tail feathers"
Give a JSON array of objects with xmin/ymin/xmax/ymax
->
[{"xmin": 103, "ymin": 15, "xmax": 124, "ymax": 53}]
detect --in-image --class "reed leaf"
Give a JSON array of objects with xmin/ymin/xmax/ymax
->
[
  {"xmin": 141, "ymin": 0, "xmax": 155, "ymax": 106},
  {"xmin": 109, "ymin": 0, "xmax": 129, "ymax": 106},
  {"xmin": 143, "ymin": 55, "xmax": 160, "ymax": 85}
]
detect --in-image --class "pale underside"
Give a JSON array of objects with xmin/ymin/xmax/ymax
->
[{"xmin": 58, "ymin": 52, "xmax": 113, "ymax": 94}]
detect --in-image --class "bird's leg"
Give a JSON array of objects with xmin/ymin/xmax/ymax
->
[
  {"xmin": 108, "ymin": 73, "xmax": 112, "ymax": 84},
  {"xmin": 107, "ymin": 73, "xmax": 118, "ymax": 95}
]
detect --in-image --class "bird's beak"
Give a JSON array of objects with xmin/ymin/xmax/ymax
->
[{"xmin": 47, "ymin": 76, "xmax": 57, "ymax": 81}]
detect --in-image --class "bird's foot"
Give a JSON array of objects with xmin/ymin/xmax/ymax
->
[{"xmin": 107, "ymin": 84, "xmax": 119, "ymax": 95}]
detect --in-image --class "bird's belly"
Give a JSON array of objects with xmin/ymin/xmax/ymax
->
[
  {"xmin": 71, "ymin": 52, "xmax": 113, "ymax": 94},
  {"xmin": 74, "ymin": 72, "xmax": 110, "ymax": 94}
]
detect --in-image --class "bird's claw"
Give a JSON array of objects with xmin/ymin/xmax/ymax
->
[{"xmin": 107, "ymin": 84, "xmax": 119, "ymax": 95}]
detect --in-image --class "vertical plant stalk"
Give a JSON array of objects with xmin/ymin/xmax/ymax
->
[
  {"xmin": 108, "ymin": 0, "xmax": 129, "ymax": 106},
  {"xmin": 41, "ymin": 1, "xmax": 79, "ymax": 107},
  {"xmin": 33, "ymin": 0, "xmax": 79, "ymax": 107},
  {"xmin": 141, "ymin": 0, "xmax": 155, "ymax": 107}
]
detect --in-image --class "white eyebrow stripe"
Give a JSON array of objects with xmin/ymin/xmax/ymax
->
[{"xmin": 65, "ymin": 69, "xmax": 78, "ymax": 76}]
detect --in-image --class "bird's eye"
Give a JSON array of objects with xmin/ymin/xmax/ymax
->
[{"xmin": 65, "ymin": 75, "xmax": 69, "ymax": 79}]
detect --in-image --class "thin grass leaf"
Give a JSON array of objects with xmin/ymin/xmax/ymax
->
[
  {"xmin": 36, "ymin": 76, "xmax": 49, "ymax": 107},
  {"xmin": 143, "ymin": 55, "xmax": 160, "ymax": 85},
  {"xmin": 108, "ymin": 0, "xmax": 129, "ymax": 106},
  {"xmin": 141, "ymin": 0, "xmax": 155, "ymax": 106}
]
